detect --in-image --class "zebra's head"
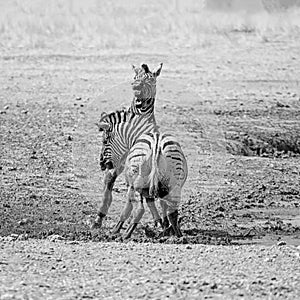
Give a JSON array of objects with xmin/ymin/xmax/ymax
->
[
  {"xmin": 97, "ymin": 110, "xmax": 129, "ymax": 171},
  {"xmin": 97, "ymin": 113, "xmax": 114, "ymax": 171},
  {"xmin": 131, "ymin": 63, "xmax": 163, "ymax": 114}
]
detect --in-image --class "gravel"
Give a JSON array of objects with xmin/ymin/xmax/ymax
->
[{"xmin": 1, "ymin": 238, "xmax": 300, "ymax": 299}]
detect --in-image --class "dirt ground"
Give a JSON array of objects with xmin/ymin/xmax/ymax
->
[
  {"xmin": 1, "ymin": 238, "xmax": 300, "ymax": 299},
  {"xmin": 1, "ymin": 30, "xmax": 300, "ymax": 297}
]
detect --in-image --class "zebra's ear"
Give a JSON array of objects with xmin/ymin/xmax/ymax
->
[
  {"xmin": 141, "ymin": 64, "xmax": 150, "ymax": 73},
  {"xmin": 132, "ymin": 65, "xmax": 138, "ymax": 74},
  {"xmin": 96, "ymin": 122, "xmax": 110, "ymax": 132},
  {"xmin": 153, "ymin": 63, "xmax": 163, "ymax": 77}
]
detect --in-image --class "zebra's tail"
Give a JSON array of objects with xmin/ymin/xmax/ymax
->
[{"xmin": 149, "ymin": 132, "xmax": 160, "ymax": 197}]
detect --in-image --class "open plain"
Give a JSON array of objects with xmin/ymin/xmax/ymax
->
[{"xmin": 1, "ymin": 0, "xmax": 300, "ymax": 298}]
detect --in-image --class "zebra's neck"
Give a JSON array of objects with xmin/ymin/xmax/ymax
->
[
  {"xmin": 116, "ymin": 112, "xmax": 157, "ymax": 149},
  {"xmin": 108, "ymin": 110, "xmax": 157, "ymax": 169},
  {"xmin": 130, "ymin": 96, "xmax": 156, "ymax": 116}
]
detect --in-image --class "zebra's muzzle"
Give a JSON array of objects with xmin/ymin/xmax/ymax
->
[
  {"xmin": 106, "ymin": 161, "xmax": 114, "ymax": 169},
  {"xmin": 100, "ymin": 160, "xmax": 114, "ymax": 171},
  {"xmin": 135, "ymin": 99, "xmax": 142, "ymax": 108},
  {"xmin": 133, "ymin": 90, "xmax": 141, "ymax": 97}
]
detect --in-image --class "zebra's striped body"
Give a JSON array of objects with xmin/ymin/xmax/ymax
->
[
  {"xmin": 98, "ymin": 109, "xmax": 157, "ymax": 175},
  {"xmin": 125, "ymin": 131, "xmax": 187, "ymax": 237}
]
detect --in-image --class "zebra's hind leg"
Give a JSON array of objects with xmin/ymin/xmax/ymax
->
[
  {"xmin": 112, "ymin": 186, "xmax": 135, "ymax": 234},
  {"xmin": 164, "ymin": 189, "xmax": 183, "ymax": 238},
  {"xmin": 158, "ymin": 199, "xmax": 174, "ymax": 236},
  {"xmin": 160, "ymin": 200, "xmax": 170, "ymax": 229},
  {"xmin": 124, "ymin": 196, "xmax": 145, "ymax": 239},
  {"xmin": 145, "ymin": 197, "xmax": 162, "ymax": 227},
  {"xmin": 168, "ymin": 209, "xmax": 182, "ymax": 237}
]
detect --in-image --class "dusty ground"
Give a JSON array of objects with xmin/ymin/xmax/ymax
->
[
  {"xmin": 1, "ymin": 238, "xmax": 300, "ymax": 299},
  {"xmin": 1, "ymin": 26, "xmax": 300, "ymax": 299}
]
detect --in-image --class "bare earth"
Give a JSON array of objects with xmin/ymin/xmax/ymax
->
[
  {"xmin": 1, "ymin": 32, "xmax": 300, "ymax": 298},
  {"xmin": 1, "ymin": 237, "xmax": 300, "ymax": 299}
]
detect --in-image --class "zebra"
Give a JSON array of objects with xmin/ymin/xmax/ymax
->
[
  {"xmin": 94, "ymin": 109, "xmax": 162, "ymax": 233},
  {"xmin": 129, "ymin": 63, "xmax": 163, "ymax": 117},
  {"xmin": 123, "ymin": 130, "xmax": 188, "ymax": 238},
  {"xmin": 92, "ymin": 63, "xmax": 188, "ymax": 238},
  {"xmin": 91, "ymin": 63, "xmax": 163, "ymax": 231},
  {"xmin": 96, "ymin": 110, "xmax": 187, "ymax": 238}
]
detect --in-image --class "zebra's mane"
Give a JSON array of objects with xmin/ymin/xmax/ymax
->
[{"xmin": 99, "ymin": 108, "xmax": 135, "ymax": 125}]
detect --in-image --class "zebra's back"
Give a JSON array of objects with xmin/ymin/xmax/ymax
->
[{"xmin": 125, "ymin": 131, "xmax": 188, "ymax": 198}]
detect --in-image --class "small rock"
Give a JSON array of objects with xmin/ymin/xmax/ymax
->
[
  {"xmin": 18, "ymin": 218, "xmax": 30, "ymax": 226},
  {"xmin": 210, "ymin": 283, "xmax": 218, "ymax": 289},
  {"xmin": 48, "ymin": 234, "xmax": 65, "ymax": 242},
  {"xmin": 17, "ymin": 234, "xmax": 29, "ymax": 241},
  {"xmin": 216, "ymin": 206, "xmax": 225, "ymax": 212},
  {"xmin": 67, "ymin": 241, "xmax": 79, "ymax": 245},
  {"xmin": 276, "ymin": 101, "xmax": 289, "ymax": 108},
  {"xmin": 76, "ymin": 96, "xmax": 82, "ymax": 101},
  {"xmin": 277, "ymin": 241, "xmax": 286, "ymax": 246},
  {"xmin": 10, "ymin": 234, "xmax": 19, "ymax": 241}
]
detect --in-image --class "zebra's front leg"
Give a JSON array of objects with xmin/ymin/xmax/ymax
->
[
  {"xmin": 124, "ymin": 196, "xmax": 145, "ymax": 239},
  {"xmin": 112, "ymin": 186, "xmax": 135, "ymax": 233},
  {"xmin": 91, "ymin": 170, "xmax": 117, "ymax": 229}
]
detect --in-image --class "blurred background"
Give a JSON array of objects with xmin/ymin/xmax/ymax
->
[{"xmin": 1, "ymin": 0, "xmax": 300, "ymax": 53}]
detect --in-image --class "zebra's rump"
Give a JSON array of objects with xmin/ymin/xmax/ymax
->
[
  {"xmin": 140, "ymin": 180, "xmax": 169, "ymax": 198},
  {"xmin": 125, "ymin": 130, "xmax": 187, "ymax": 198}
]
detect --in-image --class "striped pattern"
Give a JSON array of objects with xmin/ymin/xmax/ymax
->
[
  {"xmin": 125, "ymin": 131, "xmax": 187, "ymax": 209},
  {"xmin": 95, "ymin": 63, "xmax": 187, "ymax": 237},
  {"xmin": 98, "ymin": 109, "xmax": 157, "ymax": 174},
  {"xmin": 130, "ymin": 63, "xmax": 162, "ymax": 116}
]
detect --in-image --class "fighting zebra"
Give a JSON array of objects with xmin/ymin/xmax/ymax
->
[
  {"xmin": 91, "ymin": 63, "xmax": 163, "ymax": 231},
  {"xmin": 92, "ymin": 63, "xmax": 188, "ymax": 238},
  {"xmin": 123, "ymin": 130, "xmax": 188, "ymax": 238},
  {"xmin": 96, "ymin": 110, "xmax": 187, "ymax": 238}
]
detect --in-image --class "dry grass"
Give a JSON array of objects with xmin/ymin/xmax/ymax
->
[{"xmin": 0, "ymin": 0, "xmax": 300, "ymax": 52}]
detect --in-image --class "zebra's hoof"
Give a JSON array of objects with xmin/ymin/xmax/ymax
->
[
  {"xmin": 112, "ymin": 221, "xmax": 124, "ymax": 234},
  {"xmin": 123, "ymin": 223, "xmax": 138, "ymax": 239},
  {"xmin": 154, "ymin": 218, "xmax": 163, "ymax": 228},
  {"xmin": 159, "ymin": 225, "xmax": 174, "ymax": 237},
  {"xmin": 89, "ymin": 215, "xmax": 103, "ymax": 230},
  {"xmin": 173, "ymin": 226, "xmax": 183, "ymax": 238}
]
